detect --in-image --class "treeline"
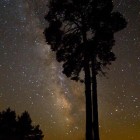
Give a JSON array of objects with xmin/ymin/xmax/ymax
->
[{"xmin": 0, "ymin": 108, "xmax": 43, "ymax": 140}]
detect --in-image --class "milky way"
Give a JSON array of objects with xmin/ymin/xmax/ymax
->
[{"xmin": 0, "ymin": 0, "xmax": 140, "ymax": 140}]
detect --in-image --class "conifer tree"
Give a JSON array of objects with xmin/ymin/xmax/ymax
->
[{"xmin": 44, "ymin": 0, "xmax": 127, "ymax": 139}]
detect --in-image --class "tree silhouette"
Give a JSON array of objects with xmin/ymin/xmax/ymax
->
[
  {"xmin": 44, "ymin": 0, "xmax": 127, "ymax": 140},
  {"xmin": 0, "ymin": 108, "xmax": 44, "ymax": 140},
  {"xmin": 17, "ymin": 111, "xmax": 43, "ymax": 140},
  {"xmin": 0, "ymin": 108, "xmax": 17, "ymax": 140}
]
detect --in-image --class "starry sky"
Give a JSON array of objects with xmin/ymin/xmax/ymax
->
[{"xmin": 0, "ymin": 0, "xmax": 140, "ymax": 140}]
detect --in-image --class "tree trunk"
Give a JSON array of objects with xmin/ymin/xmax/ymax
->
[
  {"xmin": 82, "ymin": 26, "xmax": 93, "ymax": 140},
  {"xmin": 84, "ymin": 60, "xmax": 93, "ymax": 140},
  {"xmin": 91, "ymin": 61, "xmax": 100, "ymax": 140}
]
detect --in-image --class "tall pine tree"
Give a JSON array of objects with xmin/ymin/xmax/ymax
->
[{"xmin": 44, "ymin": 0, "xmax": 127, "ymax": 139}]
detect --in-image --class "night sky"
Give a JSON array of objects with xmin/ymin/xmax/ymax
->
[{"xmin": 0, "ymin": 0, "xmax": 140, "ymax": 140}]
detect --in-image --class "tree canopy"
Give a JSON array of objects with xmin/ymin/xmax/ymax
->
[{"xmin": 44, "ymin": 0, "xmax": 127, "ymax": 81}]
